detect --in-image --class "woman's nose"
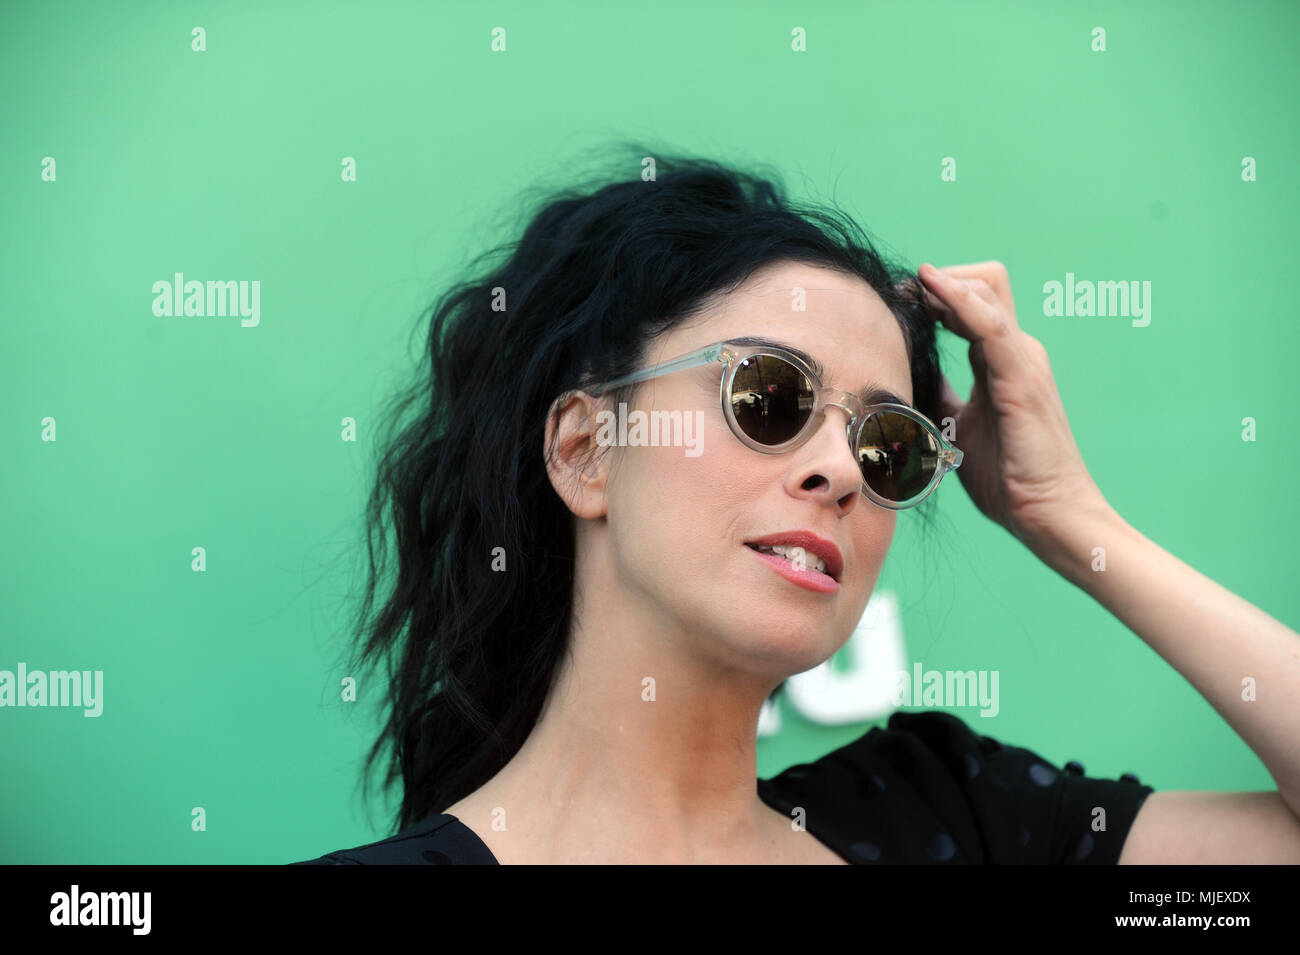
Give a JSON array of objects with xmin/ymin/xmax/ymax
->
[{"xmin": 789, "ymin": 406, "xmax": 862, "ymax": 507}]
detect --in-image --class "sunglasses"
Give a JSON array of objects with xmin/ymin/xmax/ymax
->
[{"xmin": 588, "ymin": 338, "xmax": 962, "ymax": 509}]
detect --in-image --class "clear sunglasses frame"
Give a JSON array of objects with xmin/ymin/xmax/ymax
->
[{"xmin": 588, "ymin": 339, "xmax": 964, "ymax": 510}]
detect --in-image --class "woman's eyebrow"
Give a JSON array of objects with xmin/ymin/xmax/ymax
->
[{"xmin": 733, "ymin": 336, "xmax": 913, "ymax": 409}]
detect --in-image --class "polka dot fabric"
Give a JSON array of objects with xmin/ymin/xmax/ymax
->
[
  {"xmin": 292, "ymin": 815, "xmax": 499, "ymax": 865},
  {"xmin": 755, "ymin": 710, "xmax": 1155, "ymax": 864}
]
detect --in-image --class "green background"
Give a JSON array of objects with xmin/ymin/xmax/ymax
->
[{"xmin": 2, "ymin": 0, "xmax": 1296, "ymax": 863}]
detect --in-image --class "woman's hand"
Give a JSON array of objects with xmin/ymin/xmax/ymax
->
[
  {"xmin": 911, "ymin": 261, "xmax": 1112, "ymax": 552},
  {"xmin": 909, "ymin": 264, "xmax": 1300, "ymax": 867}
]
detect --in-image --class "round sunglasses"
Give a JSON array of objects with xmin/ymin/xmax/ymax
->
[{"xmin": 588, "ymin": 338, "xmax": 963, "ymax": 509}]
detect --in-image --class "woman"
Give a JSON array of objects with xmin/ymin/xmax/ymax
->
[{"xmin": 295, "ymin": 150, "xmax": 1300, "ymax": 865}]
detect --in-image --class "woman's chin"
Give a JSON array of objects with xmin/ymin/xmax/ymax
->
[{"xmin": 721, "ymin": 621, "xmax": 842, "ymax": 677}]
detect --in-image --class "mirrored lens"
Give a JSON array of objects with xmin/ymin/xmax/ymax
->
[
  {"xmin": 730, "ymin": 354, "xmax": 814, "ymax": 445},
  {"xmin": 856, "ymin": 411, "xmax": 940, "ymax": 502}
]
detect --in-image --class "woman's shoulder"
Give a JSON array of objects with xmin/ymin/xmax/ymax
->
[
  {"xmin": 290, "ymin": 813, "xmax": 499, "ymax": 865},
  {"xmin": 758, "ymin": 709, "xmax": 1155, "ymax": 864}
]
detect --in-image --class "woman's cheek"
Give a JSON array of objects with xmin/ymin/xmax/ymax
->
[
  {"xmin": 848, "ymin": 517, "xmax": 895, "ymax": 617},
  {"xmin": 611, "ymin": 445, "xmax": 718, "ymax": 585}
]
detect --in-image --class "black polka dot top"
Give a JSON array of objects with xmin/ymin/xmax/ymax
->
[{"xmin": 755, "ymin": 710, "xmax": 1153, "ymax": 864}]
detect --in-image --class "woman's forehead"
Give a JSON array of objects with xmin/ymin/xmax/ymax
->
[
  {"xmin": 699, "ymin": 282, "xmax": 907, "ymax": 341},
  {"xmin": 673, "ymin": 293, "xmax": 914, "ymax": 405}
]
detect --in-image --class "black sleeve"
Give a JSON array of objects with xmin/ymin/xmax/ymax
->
[
  {"xmin": 287, "ymin": 812, "xmax": 500, "ymax": 865},
  {"xmin": 875, "ymin": 710, "xmax": 1155, "ymax": 864}
]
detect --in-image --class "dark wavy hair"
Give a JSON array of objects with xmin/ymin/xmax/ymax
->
[{"xmin": 348, "ymin": 145, "xmax": 946, "ymax": 832}]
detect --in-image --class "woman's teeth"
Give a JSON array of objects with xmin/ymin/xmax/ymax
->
[{"xmin": 751, "ymin": 544, "xmax": 828, "ymax": 575}]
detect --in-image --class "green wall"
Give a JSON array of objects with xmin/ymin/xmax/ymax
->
[{"xmin": 2, "ymin": 0, "xmax": 1296, "ymax": 862}]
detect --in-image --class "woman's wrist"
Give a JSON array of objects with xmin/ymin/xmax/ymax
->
[{"xmin": 1017, "ymin": 495, "xmax": 1131, "ymax": 594}]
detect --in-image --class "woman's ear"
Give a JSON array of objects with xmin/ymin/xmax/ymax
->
[{"xmin": 543, "ymin": 390, "xmax": 613, "ymax": 519}]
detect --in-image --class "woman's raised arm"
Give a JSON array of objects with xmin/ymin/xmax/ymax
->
[{"xmin": 914, "ymin": 260, "xmax": 1300, "ymax": 863}]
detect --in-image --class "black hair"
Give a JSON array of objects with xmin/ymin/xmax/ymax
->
[{"xmin": 348, "ymin": 144, "xmax": 945, "ymax": 832}]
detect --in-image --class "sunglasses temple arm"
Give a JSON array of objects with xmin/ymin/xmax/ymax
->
[{"xmin": 588, "ymin": 343, "xmax": 726, "ymax": 397}]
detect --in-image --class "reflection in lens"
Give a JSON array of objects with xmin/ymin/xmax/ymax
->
[
  {"xmin": 857, "ymin": 411, "xmax": 939, "ymax": 502},
  {"xmin": 731, "ymin": 355, "xmax": 814, "ymax": 445}
]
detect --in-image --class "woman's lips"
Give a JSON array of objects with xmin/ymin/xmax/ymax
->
[
  {"xmin": 746, "ymin": 545, "xmax": 840, "ymax": 594},
  {"xmin": 743, "ymin": 531, "xmax": 843, "ymax": 580}
]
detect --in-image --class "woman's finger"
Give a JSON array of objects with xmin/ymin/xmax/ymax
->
[
  {"xmin": 960, "ymin": 342, "xmax": 995, "ymax": 418},
  {"xmin": 907, "ymin": 269, "xmax": 1003, "ymax": 322},
  {"xmin": 913, "ymin": 279, "xmax": 952, "ymax": 319},
  {"xmin": 918, "ymin": 264, "xmax": 1025, "ymax": 380},
  {"xmin": 934, "ymin": 261, "xmax": 1017, "ymax": 320},
  {"xmin": 964, "ymin": 279, "xmax": 1002, "ymax": 310},
  {"xmin": 903, "ymin": 270, "xmax": 991, "ymax": 349}
]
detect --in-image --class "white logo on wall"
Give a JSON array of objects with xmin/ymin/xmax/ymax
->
[
  {"xmin": 759, "ymin": 590, "xmax": 907, "ymax": 735},
  {"xmin": 757, "ymin": 590, "xmax": 1001, "ymax": 735}
]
